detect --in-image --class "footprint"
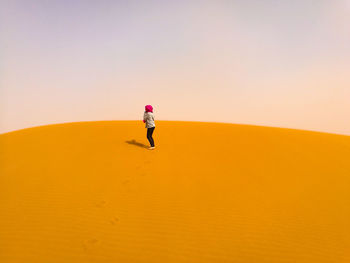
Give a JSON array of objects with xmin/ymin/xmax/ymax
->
[
  {"xmin": 82, "ymin": 238, "xmax": 100, "ymax": 252},
  {"xmin": 109, "ymin": 216, "xmax": 120, "ymax": 225},
  {"xmin": 95, "ymin": 201, "xmax": 106, "ymax": 208},
  {"xmin": 122, "ymin": 180, "xmax": 130, "ymax": 185}
]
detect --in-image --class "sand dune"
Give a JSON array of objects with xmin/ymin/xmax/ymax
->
[{"xmin": 0, "ymin": 121, "xmax": 349, "ymax": 263}]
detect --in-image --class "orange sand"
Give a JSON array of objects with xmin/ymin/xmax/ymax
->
[{"xmin": 0, "ymin": 121, "xmax": 349, "ymax": 263}]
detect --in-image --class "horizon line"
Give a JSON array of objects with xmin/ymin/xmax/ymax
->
[{"xmin": 1, "ymin": 120, "xmax": 349, "ymax": 138}]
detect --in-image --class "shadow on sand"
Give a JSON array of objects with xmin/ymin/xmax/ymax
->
[{"xmin": 125, "ymin": 139, "xmax": 148, "ymax": 148}]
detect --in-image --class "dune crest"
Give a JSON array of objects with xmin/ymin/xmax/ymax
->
[{"xmin": 1, "ymin": 121, "xmax": 350, "ymax": 263}]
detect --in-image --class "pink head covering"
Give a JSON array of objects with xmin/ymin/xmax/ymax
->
[{"xmin": 145, "ymin": 105, "xmax": 153, "ymax": 113}]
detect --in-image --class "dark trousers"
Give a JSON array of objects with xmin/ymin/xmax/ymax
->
[{"xmin": 147, "ymin": 127, "xmax": 155, "ymax": 147}]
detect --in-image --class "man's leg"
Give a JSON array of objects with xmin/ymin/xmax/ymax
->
[
  {"xmin": 148, "ymin": 127, "xmax": 155, "ymax": 147},
  {"xmin": 147, "ymin": 128, "xmax": 152, "ymax": 146}
]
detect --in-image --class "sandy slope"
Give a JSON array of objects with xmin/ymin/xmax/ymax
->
[{"xmin": 0, "ymin": 121, "xmax": 349, "ymax": 263}]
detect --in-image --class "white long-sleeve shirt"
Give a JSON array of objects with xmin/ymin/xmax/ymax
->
[{"xmin": 143, "ymin": 112, "xmax": 155, "ymax": 128}]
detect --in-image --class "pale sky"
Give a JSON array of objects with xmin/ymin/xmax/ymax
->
[{"xmin": 1, "ymin": 0, "xmax": 349, "ymax": 135}]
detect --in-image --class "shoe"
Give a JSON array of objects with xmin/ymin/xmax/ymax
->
[{"xmin": 148, "ymin": 146, "xmax": 155, "ymax": 150}]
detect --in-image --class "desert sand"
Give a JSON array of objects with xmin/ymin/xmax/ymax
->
[{"xmin": 0, "ymin": 121, "xmax": 349, "ymax": 263}]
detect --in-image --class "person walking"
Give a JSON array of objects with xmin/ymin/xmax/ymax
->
[{"xmin": 143, "ymin": 105, "xmax": 156, "ymax": 150}]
